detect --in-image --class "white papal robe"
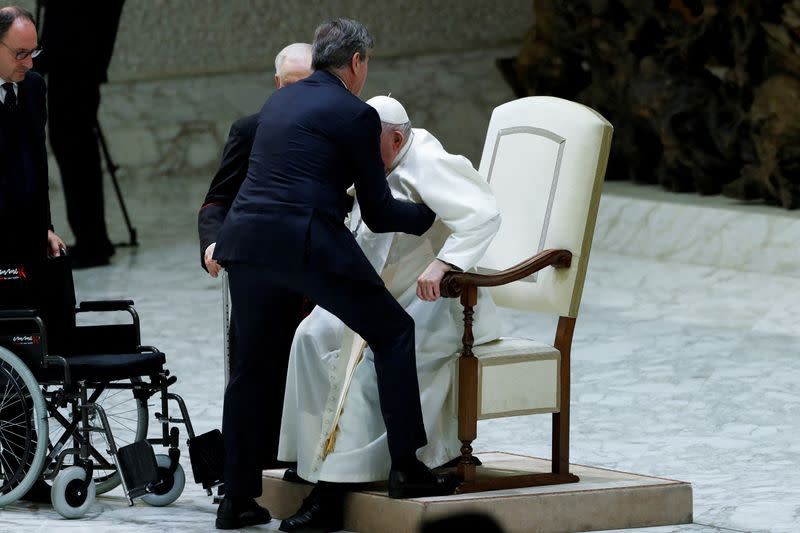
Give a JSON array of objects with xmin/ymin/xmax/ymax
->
[{"xmin": 277, "ymin": 128, "xmax": 501, "ymax": 483}]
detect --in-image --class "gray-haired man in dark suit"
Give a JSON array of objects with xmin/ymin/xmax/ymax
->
[{"xmin": 213, "ymin": 18, "xmax": 457, "ymax": 531}]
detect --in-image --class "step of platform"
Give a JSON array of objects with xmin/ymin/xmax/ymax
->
[
  {"xmin": 257, "ymin": 452, "xmax": 692, "ymax": 533},
  {"xmin": 594, "ymin": 182, "xmax": 800, "ymax": 278}
]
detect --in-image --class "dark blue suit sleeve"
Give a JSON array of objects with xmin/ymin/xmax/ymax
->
[
  {"xmin": 198, "ymin": 114, "xmax": 257, "ymax": 270},
  {"xmin": 349, "ymin": 107, "xmax": 434, "ymax": 236}
]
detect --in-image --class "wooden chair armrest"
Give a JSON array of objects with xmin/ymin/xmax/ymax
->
[{"xmin": 440, "ymin": 249, "xmax": 572, "ymax": 298}]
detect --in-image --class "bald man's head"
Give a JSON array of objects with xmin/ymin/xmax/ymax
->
[
  {"xmin": 0, "ymin": 6, "xmax": 37, "ymax": 82},
  {"xmin": 274, "ymin": 43, "xmax": 313, "ymax": 88}
]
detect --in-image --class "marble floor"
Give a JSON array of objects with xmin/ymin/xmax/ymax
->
[{"xmin": 1, "ymin": 177, "xmax": 798, "ymax": 532}]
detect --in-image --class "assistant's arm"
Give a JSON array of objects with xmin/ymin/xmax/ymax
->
[
  {"xmin": 349, "ymin": 107, "xmax": 435, "ymax": 235},
  {"xmin": 198, "ymin": 115, "xmax": 257, "ymax": 272}
]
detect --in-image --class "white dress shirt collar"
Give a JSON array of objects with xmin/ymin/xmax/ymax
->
[{"xmin": 330, "ymin": 72, "xmax": 349, "ymax": 92}]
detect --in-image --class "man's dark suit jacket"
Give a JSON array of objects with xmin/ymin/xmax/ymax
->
[
  {"xmin": 213, "ymin": 70, "xmax": 434, "ymax": 283},
  {"xmin": 198, "ymin": 111, "xmax": 357, "ymax": 270},
  {"xmin": 198, "ymin": 113, "xmax": 258, "ymax": 270},
  {"xmin": 0, "ymin": 70, "xmax": 51, "ymax": 264}
]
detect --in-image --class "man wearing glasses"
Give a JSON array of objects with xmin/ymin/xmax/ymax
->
[
  {"xmin": 0, "ymin": 5, "xmax": 65, "ymax": 500},
  {"xmin": 0, "ymin": 5, "xmax": 65, "ymax": 277}
]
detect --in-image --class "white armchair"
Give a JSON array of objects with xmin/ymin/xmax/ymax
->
[{"xmin": 441, "ymin": 96, "xmax": 613, "ymax": 493}]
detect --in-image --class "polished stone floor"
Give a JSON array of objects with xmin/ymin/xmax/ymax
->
[{"xmin": 0, "ymin": 178, "xmax": 797, "ymax": 532}]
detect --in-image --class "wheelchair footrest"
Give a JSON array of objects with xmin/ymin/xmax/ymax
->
[
  {"xmin": 189, "ymin": 429, "xmax": 224, "ymax": 489},
  {"xmin": 118, "ymin": 440, "xmax": 159, "ymax": 499}
]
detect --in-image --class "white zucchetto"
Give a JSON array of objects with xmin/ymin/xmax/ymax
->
[{"xmin": 366, "ymin": 95, "xmax": 409, "ymax": 125}]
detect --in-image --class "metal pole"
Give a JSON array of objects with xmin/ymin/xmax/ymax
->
[
  {"xmin": 94, "ymin": 121, "xmax": 138, "ymax": 247},
  {"xmin": 222, "ymin": 271, "xmax": 231, "ymax": 387}
]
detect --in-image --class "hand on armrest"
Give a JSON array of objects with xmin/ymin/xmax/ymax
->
[{"xmin": 416, "ymin": 259, "xmax": 453, "ymax": 302}]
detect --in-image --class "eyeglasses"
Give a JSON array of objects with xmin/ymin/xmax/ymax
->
[{"xmin": 0, "ymin": 40, "xmax": 42, "ymax": 61}]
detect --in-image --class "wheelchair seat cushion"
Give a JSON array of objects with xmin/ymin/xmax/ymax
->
[{"xmin": 35, "ymin": 351, "xmax": 166, "ymax": 382}]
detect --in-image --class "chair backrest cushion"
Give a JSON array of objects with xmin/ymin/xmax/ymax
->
[{"xmin": 478, "ymin": 96, "xmax": 612, "ymax": 317}]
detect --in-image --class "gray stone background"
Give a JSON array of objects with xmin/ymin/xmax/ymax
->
[{"xmin": 18, "ymin": 0, "xmax": 533, "ymax": 180}]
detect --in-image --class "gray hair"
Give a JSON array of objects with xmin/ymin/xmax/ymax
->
[
  {"xmin": 312, "ymin": 18, "xmax": 374, "ymax": 71},
  {"xmin": 0, "ymin": 6, "xmax": 35, "ymax": 40},
  {"xmin": 274, "ymin": 42, "xmax": 312, "ymax": 79},
  {"xmin": 381, "ymin": 121, "xmax": 412, "ymax": 144}
]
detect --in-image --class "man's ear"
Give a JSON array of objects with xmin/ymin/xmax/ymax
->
[
  {"xmin": 350, "ymin": 52, "xmax": 361, "ymax": 73},
  {"xmin": 274, "ymin": 74, "xmax": 282, "ymax": 89},
  {"xmin": 393, "ymin": 131, "xmax": 405, "ymax": 150}
]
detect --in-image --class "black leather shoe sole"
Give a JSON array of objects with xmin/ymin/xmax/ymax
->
[
  {"xmin": 278, "ymin": 521, "xmax": 342, "ymax": 533},
  {"xmin": 278, "ymin": 500, "xmax": 342, "ymax": 532},
  {"xmin": 215, "ymin": 512, "xmax": 271, "ymax": 530}
]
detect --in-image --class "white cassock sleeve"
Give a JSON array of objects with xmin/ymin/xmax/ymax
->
[
  {"xmin": 435, "ymin": 214, "xmax": 500, "ymax": 270},
  {"xmin": 413, "ymin": 147, "xmax": 501, "ymax": 271}
]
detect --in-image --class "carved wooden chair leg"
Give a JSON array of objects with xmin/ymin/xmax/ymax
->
[{"xmin": 457, "ymin": 287, "xmax": 478, "ymax": 484}]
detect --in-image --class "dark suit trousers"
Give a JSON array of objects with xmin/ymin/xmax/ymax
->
[
  {"xmin": 225, "ymin": 297, "xmax": 307, "ymax": 470},
  {"xmin": 47, "ymin": 75, "xmax": 112, "ymax": 252},
  {"xmin": 223, "ymin": 262, "xmax": 427, "ymax": 497}
]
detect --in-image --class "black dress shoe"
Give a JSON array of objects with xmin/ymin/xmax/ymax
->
[
  {"xmin": 215, "ymin": 497, "xmax": 271, "ymax": 530},
  {"xmin": 21, "ymin": 478, "xmax": 51, "ymax": 503},
  {"xmin": 283, "ymin": 467, "xmax": 313, "ymax": 485},
  {"xmin": 388, "ymin": 462, "xmax": 460, "ymax": 499},
  {"xmin": 279, "ymin": 490, "xmax": 342, "ymax": 532}
]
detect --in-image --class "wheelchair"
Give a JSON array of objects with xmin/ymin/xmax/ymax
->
[{"xmin": 0, "ymin": 257, "xmax": 223, "ymax": 519}]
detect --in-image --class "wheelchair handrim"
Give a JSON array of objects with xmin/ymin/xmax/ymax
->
[{"xmin": 0, "ymin": 347, "xmax": 49, "ymax": 506}]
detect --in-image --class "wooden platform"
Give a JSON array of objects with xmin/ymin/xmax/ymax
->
[{"xmin": 257, "ymin": 452, "xmax": 693, "ymax": 533}]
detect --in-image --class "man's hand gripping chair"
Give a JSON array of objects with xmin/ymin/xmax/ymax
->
[{"xmin": 441, "ymin": 96, "xmax": 613, "ymax": 493}]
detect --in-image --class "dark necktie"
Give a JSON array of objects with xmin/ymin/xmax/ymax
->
[{"xmin": 3, "ymin": 82, "xmax": 17, "ymax": 110}]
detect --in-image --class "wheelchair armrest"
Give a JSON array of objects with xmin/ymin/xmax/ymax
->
[
  {"xmin": 44, "ymin": 355, "xmax": 72, "ymax": 386},
  {"xmin": 77, "ymin": 300, "xmax": 135, "ymax": 312},
  {"xmin": 0, "ymin": 309, "xmax": 40, "ymax": 319}
]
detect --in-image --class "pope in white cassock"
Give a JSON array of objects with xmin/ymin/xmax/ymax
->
[{"xmin": 278, "ymin": 95, "xmax": 502, "ymax": 483}]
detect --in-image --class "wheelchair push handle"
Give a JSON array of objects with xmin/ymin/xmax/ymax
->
[
  {"xmin": 0, "ymin": 309, "xmax": 40, "ymax": 319},
  {"xmin": 78, "ymin": 300, "xmax": 135, "ymax": 312}
]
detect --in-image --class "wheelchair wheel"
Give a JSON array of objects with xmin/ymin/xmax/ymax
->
[
  {"xmin": 51, "ymin": 465, "xmax": 95, "ymax": 519},
  {"xmin": 141, "ymin": 454, "xmax": 185, "ymax": 507},
  {"xmin": 47, "ymin": 379, "xmax": 148, "ymax": 495},
  {"xmin": 0, "ymin": 347, "xmax": 49, "ymax": 507}
]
